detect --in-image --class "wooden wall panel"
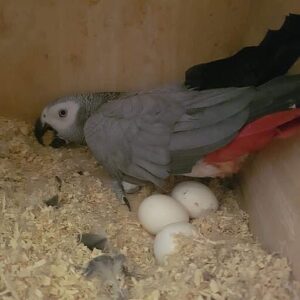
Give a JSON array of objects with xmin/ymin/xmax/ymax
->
[
  {"xmin": 240, "ymin": 137, "xmax": 300, "ymax": 279},
  {"xmin": 0, "ymin": 0, "xmax": 250, "ymax": 121},
  {"xmin": 240, "ymin": 0, "xmax": 300, "ymax": 280}
]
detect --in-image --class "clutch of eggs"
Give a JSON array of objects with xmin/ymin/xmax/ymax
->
[{"xmin": 137, "ymin": 181, "xmax": 218, "ymax": 263}]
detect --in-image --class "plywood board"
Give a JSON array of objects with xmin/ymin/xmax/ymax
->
[
  {"xmin": 240, "ymin": 0, "xmax": 300, "ymax": 280},
  {"xmin": 241, "ymin": 137, "xmax": 300, "ymax": 279},
  {"xmin": 0, "ymin": 0, "xmax": 250, "ymax": 120}
]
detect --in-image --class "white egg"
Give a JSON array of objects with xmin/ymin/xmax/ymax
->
[
  {"xmin": 153, "ymin": 222, "xmax": 197, "ymax": 264},
  {"xmin": 171, "ymin": 181, "xmax": 218, "ymax": 218},
  {"xmin": 138, "ymin": 194, "xmax": 189, "ymax": 234}
]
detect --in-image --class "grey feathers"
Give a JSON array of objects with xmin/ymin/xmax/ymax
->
[
  {"xmin": 42, "ymin": 75, "xmax": 300, "ymax": 187},
  {"xmin": 84, "ymin": 84, "xmax": 253, "ymax": 185}
]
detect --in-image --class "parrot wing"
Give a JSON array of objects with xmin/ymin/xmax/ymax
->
[
  {"xmin": 83, "ymin": 88, "xmax": 184, "ymax": 186},
  {"xmin": 172, "ymin": 75, "xmax": 300, "ymax": 173},
  {"xmin": 169, "ymin": 87, "xmax": 253, "ymax": 174},
  {"xmin": 83, "ymin": 86, "xmax": 254, "ymax": 185}
]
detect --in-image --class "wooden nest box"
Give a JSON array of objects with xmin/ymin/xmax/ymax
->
[{"xmin": 1, "ymin": 0, "xmax": 300, "ymax": 280}]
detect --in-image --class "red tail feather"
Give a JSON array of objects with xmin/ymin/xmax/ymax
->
[{"xmin": 205, "ymin": 109, "xmax": 300, "ymax": 163}]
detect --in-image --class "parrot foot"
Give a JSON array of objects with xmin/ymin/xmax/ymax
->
[
  {"xmin": 122, "ymin": 182, "xmax": 140, "ymax": 194},
  {"xmin": 112, "ymin": 181, "xmax": 131, "ymax": 211}
]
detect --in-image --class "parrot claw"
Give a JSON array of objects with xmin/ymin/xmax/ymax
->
[
  {"xmin": 122, "ymin": 196, "xmax": 131, "ymax": 211},
  {"xmin": 112, "ymin": 181, "xmax": 132, "ymax": 211}
]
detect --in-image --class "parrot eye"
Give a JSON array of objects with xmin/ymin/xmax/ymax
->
[{"xmin": 58, "ymin": 109, "xmax": 67, "ymax": 118}]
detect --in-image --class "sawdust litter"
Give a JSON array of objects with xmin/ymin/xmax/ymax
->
[{"xmin": 0, "ymin": 116, "xmax": 299, "ymax": 300}]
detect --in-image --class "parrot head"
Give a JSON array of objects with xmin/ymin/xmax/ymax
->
[
  {"xmin": 34, "ymin": 92, "xmax": 123, "ymax": 148},
  {"xmin": 34, "ymin": 96, "xmax": 87, "ymax": 148}
]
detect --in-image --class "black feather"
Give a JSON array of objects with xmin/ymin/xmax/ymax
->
[{"xmin": 185, "ymin": 13, "xmax": 300, "ymax": 90}]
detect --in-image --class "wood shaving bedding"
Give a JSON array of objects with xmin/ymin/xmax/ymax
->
[{"xmin": 0, "ymin": 116, "xmax": 299, "ymax": 300}]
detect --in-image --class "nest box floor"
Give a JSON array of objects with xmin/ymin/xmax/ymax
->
[{"xmin": 0, "ymin": 116, "xmax": 299, "ymax": 300}]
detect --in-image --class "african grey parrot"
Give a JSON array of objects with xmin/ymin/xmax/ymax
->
[{"xmin": 34, "ymin": 75, "xmax": 300, "ymax": 209}]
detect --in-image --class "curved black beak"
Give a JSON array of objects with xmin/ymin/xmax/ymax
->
[
  {"xmin": 34, "ymin": 118, "xmax": 49, "ymax": 145},
  {"xmin": 34, "ymin": 118, "xmax": 66, "ymax": 148}
]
